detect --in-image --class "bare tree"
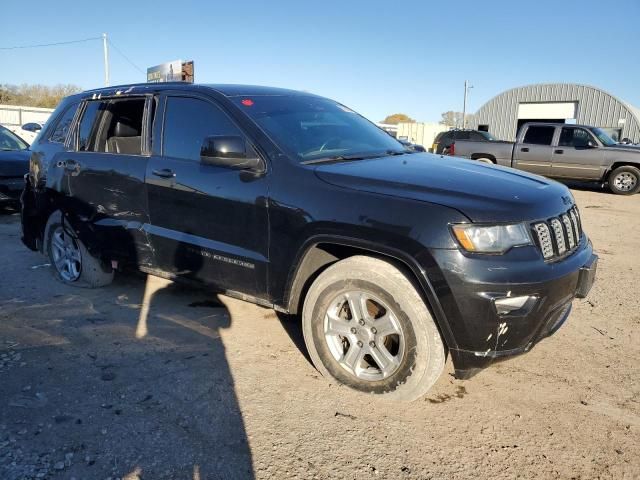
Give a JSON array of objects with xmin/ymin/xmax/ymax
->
[
  {"xmin": 440, "ymin": 111, "xmax": 475, "ymax": 128},
  {"xmin": 0, "ymin": 84, "xmax": 82, "ymax": 108}
]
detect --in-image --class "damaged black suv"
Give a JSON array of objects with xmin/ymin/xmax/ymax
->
[{"xmin": 21, "ymin": 83, "xmax": 597, "ymax": 401}]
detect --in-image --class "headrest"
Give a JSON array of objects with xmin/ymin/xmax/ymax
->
[{"xmin": 114, "ymin": 121, "xmax": 139, "ymax": 137}]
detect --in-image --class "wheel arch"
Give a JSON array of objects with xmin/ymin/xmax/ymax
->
[
  {"xmin": 470, "ymin": 153, "xmax": 496, "ymax": 163},
  {"xmin": 606, "ymin": 161, "xmax": 640, "ymax": 179},
  {"xmin": 282, "ymin": 236, "xmax": 458, "ymax": 351},
  {"xmin": 34, "ymin": 190, "xmax": 104, "ymax": 259}
]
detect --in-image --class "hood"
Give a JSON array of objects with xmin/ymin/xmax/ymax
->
[
  {"xmin": 0, "ymin": 149, "xmax": 30, "ymax": 178},
  {"xmin": 609, "ymin": 143, "xmax": 640, "ymax": 152},
  {"xmin": 314, "ymin": 153, "xmax": 573, "ymax": 223}
]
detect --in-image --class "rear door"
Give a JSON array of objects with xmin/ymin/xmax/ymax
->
[
  {"xmin": 145, "ymin": 93, "xmax": 269, "ymax": 298},
  {"xmin": 551, "ymin": 126, "xmax": 605, "ymax": 179},
  {"xmin": 512, "ymin": 125, "xmax": 556, "ymax": 176},
  {"xmin": 54, "ymin": 96, "xmax": 153, "ymax": 265}
]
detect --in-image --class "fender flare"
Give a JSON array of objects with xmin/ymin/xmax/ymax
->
[{"xmin": 282, "ymin": 234, "xmax": 459, "ymax": 351}]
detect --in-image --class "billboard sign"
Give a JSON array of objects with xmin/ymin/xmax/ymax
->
[{"xmin": 147, "ymin": 60, "xmax": 190, "ymax": 83}]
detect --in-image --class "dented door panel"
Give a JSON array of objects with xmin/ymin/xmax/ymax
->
[{"xmin": 53, "ymin": 151, "xmax": 153, "ymax": 265}]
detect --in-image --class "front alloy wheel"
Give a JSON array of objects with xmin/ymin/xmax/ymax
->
[
  {"xmin": 324, "ymin": 291, "xmax": 404, "ymax": 381},
  {"xmin": 609, "ymin": 166, "xmax": 640, "ymax": 195},
  {"xmin": 302, "ymin": 256, "xmax": 446, "ymax": 401}
]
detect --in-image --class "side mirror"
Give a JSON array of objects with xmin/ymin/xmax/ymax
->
[
  {"xmin": 587, "ymin": 140, "xmax": 598, "ymax": 149},
  {"xmin": 200, "ymin": 135, "xmax": 263, "ymax": 171}
]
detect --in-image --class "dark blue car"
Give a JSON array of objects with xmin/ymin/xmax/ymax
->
[{"xmin": 0, "ymin": 125, "xmax": 30, "ymax": 207}]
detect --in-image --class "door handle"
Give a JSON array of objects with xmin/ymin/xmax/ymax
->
[
  {"xmin": 521, "ymin": 147, "xmax": 529, "ymax": 152},
  {"xmin": 63, "ymin": 160, "xmax": 81, "ymax": 172},
  {"xmin": 554, "ymin": 149, "xmax": 564, "ymax": 154},
  {"xmin": 152, "ymin": 168, "xmax": 176, "ymax": 178}
]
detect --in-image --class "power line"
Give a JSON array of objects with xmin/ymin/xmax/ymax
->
[
  {"xmin": 0, "ymin": 34, "xmax": 146, "ymax": 85},
  {"xmin": 0, "ymin": 36, "xmax": 102, "ymax": 50},
  {"xmin": 107, "ymin": 39, "xmax": 145, "ymax": 75}
]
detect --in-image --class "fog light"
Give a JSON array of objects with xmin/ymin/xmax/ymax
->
[{"xmin": 493, "ymin": 295, "xmax": 538, "ymax": 317}]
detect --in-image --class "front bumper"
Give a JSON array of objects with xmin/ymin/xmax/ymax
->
[{"xmin": 427, "ymin": 238, "xmax": 597, "ymax": 379}]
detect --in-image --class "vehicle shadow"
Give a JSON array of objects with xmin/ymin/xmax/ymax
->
[
  {"xmin": 0, "ymin": 239, "xmax": 255, "ymax": 479},
  {"xmin": 275, "ymin": 312, "xmax": 313, "ymax": 366},
  {"xmin": 560, "ymin": 179, "xmax": 609, "ymax": 194}
]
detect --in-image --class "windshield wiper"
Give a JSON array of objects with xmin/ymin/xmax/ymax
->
[
  {"xmin": 387, "ymin": 149, "xmax": 414, "ymax": 155},
  {"xmin": 301, "ymin": 149, "xmax": 411, "ymax": 165},
  {"xmin": 301, "ymin": 153, "xmax": 379, "ymax": 165}
]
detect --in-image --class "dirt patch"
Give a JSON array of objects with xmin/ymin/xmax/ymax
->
[{"xmin": 0, "ymin": 190, "xmax": 639, "ymax": 479}]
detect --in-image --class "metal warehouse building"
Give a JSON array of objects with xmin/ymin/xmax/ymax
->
[{"xmin": 471, "ymin": 83, "xmax": 640, "ymax": 143}]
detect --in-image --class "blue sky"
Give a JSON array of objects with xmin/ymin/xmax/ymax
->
[{"xmin": 2, "ymin": 0, "xmax": 639, "ymax": 122}]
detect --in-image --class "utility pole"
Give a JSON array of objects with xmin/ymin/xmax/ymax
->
[
  {"xmin": 462, "ymin": 80, "xmax": 473, "ymax": 129},
  {"xmin": 102, "ymin": 33, "xmax": 110, "ymax": 87}
]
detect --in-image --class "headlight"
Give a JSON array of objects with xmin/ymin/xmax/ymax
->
[{"xmin": 451, "ymin": 223, "xmax": 532, "ymax": 254}]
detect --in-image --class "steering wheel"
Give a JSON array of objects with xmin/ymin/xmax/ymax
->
[{"xmin": 319, "ymin": 137, "xmax": 342, "ymax": 152}]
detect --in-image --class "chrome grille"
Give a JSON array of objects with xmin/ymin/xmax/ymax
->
[
  {"xmin": 562, "ymin": 214, "xmax": 575, "ymax": 249},
  {"xmin": 534, "ymin": 223, "xmax": 554, "ymax": 259},
  {"xmin": 532, "ymin": 206, "xmax": 583, "ymax": 261},
  {"xmin": 569, "ymin": 209, "xmax": 580, "ymax": 242},
  {"xmin": 550, "ymin": 218, "xmax": 566, "ymax": 254}
]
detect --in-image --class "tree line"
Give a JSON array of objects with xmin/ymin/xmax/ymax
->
[
  {"xmin": 381, "ymin": 111, "xmax": 476, "ymax": 128},
  {"xmin": 0, "ymin": 84, "xmax": 82, "ymax": 109}
]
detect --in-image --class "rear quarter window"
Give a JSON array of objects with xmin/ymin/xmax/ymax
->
[{"xmin": 46, "ymin": 102, "xmax": 80, "ymax": 144}]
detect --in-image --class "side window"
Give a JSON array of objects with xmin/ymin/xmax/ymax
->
[
  {"xmin": 522, "ymin": 126, "xmax": 555, "ymax": 146},
  {"xmin": 75, "ymin": 98, "xmax": 145, "ymax": 155},
  {"xmin": 559, "ymin": 128, "xmax": 593, "ymax": 148},
  {"xmin": 163, "ymin": 97, "xmax": 243, "ymax": 161},
  {"xmin": 77, "ymin": 101, "xmax": 104, "ymax": 151},
  {"xmin": 47, "ymin": 103, "xmax": 80, "ymax": 144}
]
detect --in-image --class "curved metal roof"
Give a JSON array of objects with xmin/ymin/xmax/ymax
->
[{"xmin": 473, "ymin": 83, "xmax": 640, "ymax": 142}]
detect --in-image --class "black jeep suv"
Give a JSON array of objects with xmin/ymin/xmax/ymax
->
[{"xmin": 21, "ymin": 83, "xmax": 597, "ymax": 401}]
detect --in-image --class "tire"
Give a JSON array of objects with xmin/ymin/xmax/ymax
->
[
  {"xmin": 608, "ymin": 166, "xmax": 640, "ymax": 195},
  {"xmin": 475, "ymin": 157, "xmax": 495, "ymax": 164},
  {"xmin": 44, "ymin": 210, "xmax": 114, "ymax": 288},
  {"xmin": 302, "ymin": 256, "xmax": 445, "ymax": 402}
]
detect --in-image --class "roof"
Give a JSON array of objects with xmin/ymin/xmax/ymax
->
[{"xmin": 82, "ymin": 82, "xmax": 316, "ymax": 98}]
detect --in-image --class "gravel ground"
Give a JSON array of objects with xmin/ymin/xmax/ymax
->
[{"xmin": 0, "ymin": 186, "xmax": 639, "ymax": 480}]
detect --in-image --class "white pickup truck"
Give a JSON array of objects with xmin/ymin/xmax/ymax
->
[{"xmin": 451, "ymin": 122, "xmax": 640, "ymax": 195}]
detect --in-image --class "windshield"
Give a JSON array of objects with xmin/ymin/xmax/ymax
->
[
  {"xmin": 232, "ymin": 95, "xmax": 408, "ymax": 162},
  {"xmin": 591, "ymin": 127, "xmax": 617, "ymax": 147},
  {"xmin": 479, "ymin": 131, "xmax": 497, "ymax": 141},
  {"xmin": 0, "ymin": 126, "xmax": 28, "ymax": 151}
]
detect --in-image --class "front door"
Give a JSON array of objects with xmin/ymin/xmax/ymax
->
[
  {"xmin": 551, "ymin": 126, "xmax": 605, "ymax": 179},
  {"xmin": 145, "ymin": 94, "xmax": 269, "ymax": 298},
  {"xmin": 512, "ymin": 125, "xmax": 556, "ymax": 176}
]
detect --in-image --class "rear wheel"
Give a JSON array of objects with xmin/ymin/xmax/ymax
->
[
  {"xmin": 302, "ymin": 256, "xmax": 445, "ymax": 401},
  {"xmin": 608, "ymin": 166, "xmax": 640, "ymax": 195},
  {"xmin": 44, "ymin": 211, "xmax": 114, "ymax": 288},
  {"xmin": 475, "ymin": 157, "xmax": 495, "ymax": 164}
]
